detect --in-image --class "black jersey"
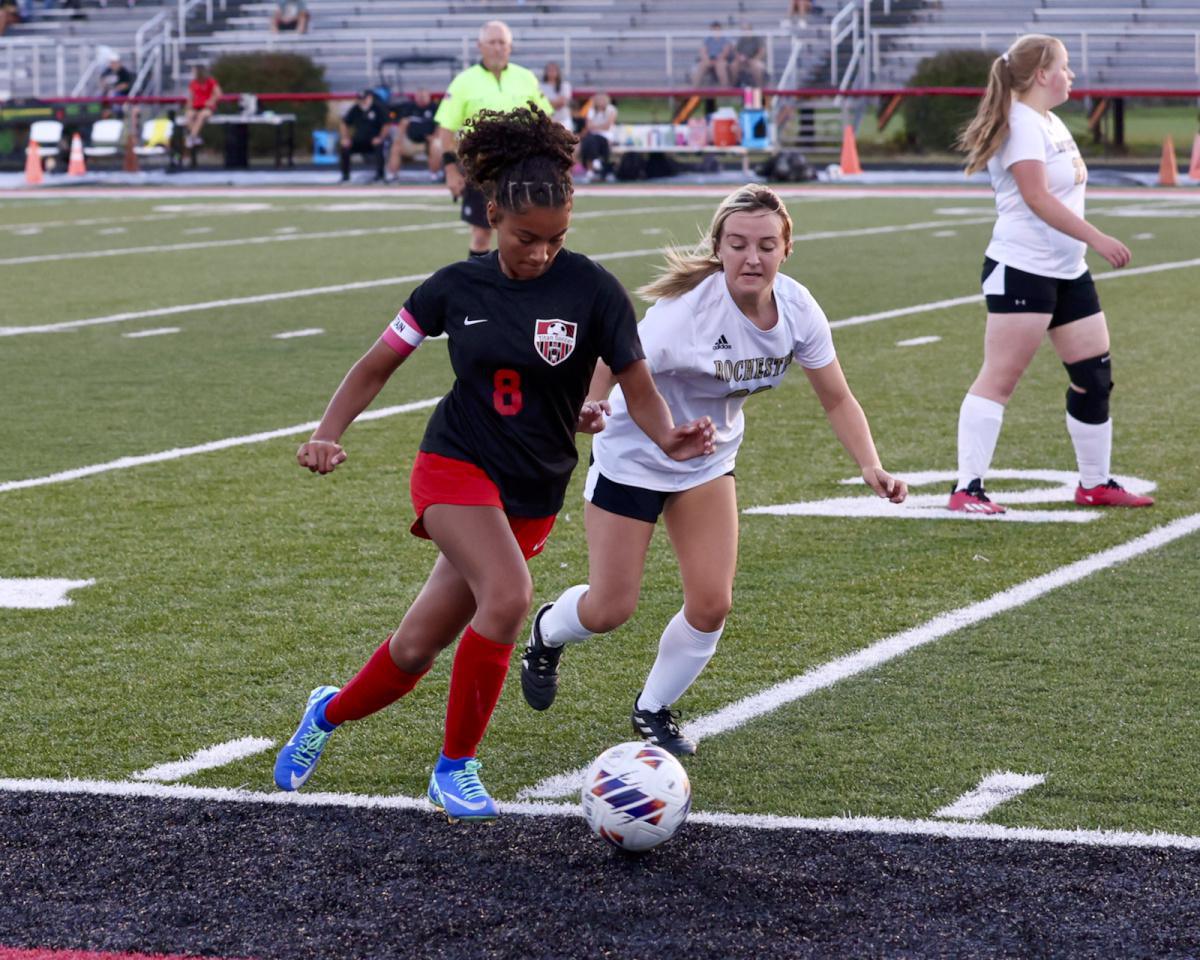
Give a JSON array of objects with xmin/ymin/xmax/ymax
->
[{"xmin": 402, "ymin": 250, "xmax": 644, "ymax": 517}]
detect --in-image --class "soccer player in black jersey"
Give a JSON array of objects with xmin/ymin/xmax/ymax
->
[{"xmin": 273, "ymin": 105, "xmax": 715, "ymax": 821}]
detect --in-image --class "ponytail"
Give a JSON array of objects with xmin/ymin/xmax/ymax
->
[{"xmin": 957, "ymin": 34, "xmax": 1063, "ymax": 175}]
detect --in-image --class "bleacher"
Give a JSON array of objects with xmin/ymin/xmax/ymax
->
[
  {"xmin": 872, "ymin": 0, "xmax": 1200, "ymax": 88},
  {"xmin": 5, "ymin": 0, "xmax": 1196, "ymax": 125},
  {"xmin": 184, "ymin": 0, "xmax": 831, "ymax": 94}
]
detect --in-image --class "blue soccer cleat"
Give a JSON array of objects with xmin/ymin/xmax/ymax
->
[
  {"xmin": 427, "ymin": 755, "xmax": 499, "ymax": 822},
  {"xmin": 273, "ymin": 685, "xmax": 340, "ymax": 791}
]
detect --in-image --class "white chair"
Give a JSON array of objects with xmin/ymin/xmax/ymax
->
[
  {"xmin": 28, "ymin": 119, "xmax": 63, "ymax": 168},
  {"xmin": 83, "ymin": 118, "xmax": 124, "ymax": 159}
]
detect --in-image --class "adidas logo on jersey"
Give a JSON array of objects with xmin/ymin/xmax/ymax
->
[{"xmin": 712, "ymin": 334, "xmax": 732, "ymax": 350}]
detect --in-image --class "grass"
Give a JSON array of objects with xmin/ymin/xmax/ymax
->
[{"xmin": 1, "ymin": 187, "xmax": 1198, "ymax": 835}]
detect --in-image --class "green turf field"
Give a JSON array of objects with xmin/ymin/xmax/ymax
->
[{"xmin": 1, "ymin": 188, "xmax": 1197, "ymax": 837}]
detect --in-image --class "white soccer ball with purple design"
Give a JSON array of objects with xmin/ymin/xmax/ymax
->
[{"xmin": 581, "ymin": 741, "xmax": 691, "ymax": 852}]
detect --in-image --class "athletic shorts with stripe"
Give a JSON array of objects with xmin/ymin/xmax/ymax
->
[{"xmin": 981, "ymin": 256, "xmax": 1101, "ymax": 328}]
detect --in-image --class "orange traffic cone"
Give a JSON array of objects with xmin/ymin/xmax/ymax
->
[
  {"xmin": 1188, "ymin": 132, "xmax": 1200, "ymax": 181},
  {"xmin": 24, "ymin": 139, "xmax": 44, "ymax": 185},
  {"xmin": 67, "ymin": 133, "xmax": 87, "ymax": 176},
  {"xmin": 1157, "ymin": 135, "xmax": 1178, "ymax": 187},
  {"xmin": 839, "ymin": 124, "xmax": 862, "ymax": 175}
]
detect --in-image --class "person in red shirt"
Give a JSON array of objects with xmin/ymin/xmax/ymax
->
[
  {"xmin": 184, "ymin": 64, "xmax": 221, "ymax": 148},
  {"xmin": 272, "ymin": 106, "xmax": 715, "ymax": 822}
]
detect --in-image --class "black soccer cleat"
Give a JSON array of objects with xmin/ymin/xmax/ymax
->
[
  {"xmin": 631, "ymin": 694, "xmax": 697, "ymax": 757},
  {"xmin": 520, "ymin": 603, "xmax": 564, "ymax": 711}
]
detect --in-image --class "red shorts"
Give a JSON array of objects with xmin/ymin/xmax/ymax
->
[{"xmin": 409, "ymin": 451, "xmax": 556, "ymax": 560}]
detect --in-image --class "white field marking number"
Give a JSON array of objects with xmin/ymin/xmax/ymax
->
[{"xmin": 743, "ymin": 469, "xmax": 1157, "ymax": 524}]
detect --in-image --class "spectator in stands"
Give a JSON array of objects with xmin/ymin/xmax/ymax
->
[
  {"xmin": 788, "ymin": 0, "xmax": 812, "ymax": 27},
  {"xmin": 949, "ymin": 33, "xmax": 1150, "ymax": 514},
  {"xmin": 431, "ymin": 19, "xmax": 553, "ymax": 257},
  {"xmin": 184, "ymin": 63, "xmax": 221, "ymax": 149},
  {"xmin": 540, "ymin": 61, "xmax": 574, "ymax": 132},
  {"xmin": 385, "ymin": 88, "xmax": 438, "ymax": 181},
  {"xmin": 0, "ymin": 0, "xmax": 22, "ymax": 38},
  {"xmin": 579, "ymin": 91, "xmax": 617, "ymax": 181},
  {"xmin": 691, "ymin": 21, "xmax": 733, "ymax": 87},
  {"xmin": 732, "ymin": 21, "xmax": 767, "ymax": 87},
  {"xmin": 340, "ymin": 88, "xmax": 386, "ymax": 183},
  {"xmin": 271, "ymin": 0, "xmax": 308, "ymax": 33},
  {"xmin": 98, "ymin": 52, "xmax": 133, "ymax": 117}
]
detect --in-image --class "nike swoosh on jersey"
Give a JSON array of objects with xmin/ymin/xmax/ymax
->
[
  {"xmin": 463, "ymin": 316, "xmax": 489, "ymax": 326},
  {"xmin": 442, "ymin": 791, "xmax": 489, "ymax": 810}
]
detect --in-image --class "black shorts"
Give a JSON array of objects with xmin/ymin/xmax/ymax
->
[
  {"xmin": 981, "ymin": 257, "xmax": 1101, "ymax": 328},
  {"xmin": 583, "ymin": 458, "xmax": 734, "ymax": 524},
  {"xmin": 460, "ymin": 183, "xmax": 490, "ymax": 229}
]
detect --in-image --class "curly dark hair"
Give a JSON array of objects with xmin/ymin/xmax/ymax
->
[{"xmin": 458, "ymin": 103, "xmax": 577, "ymax": 213}]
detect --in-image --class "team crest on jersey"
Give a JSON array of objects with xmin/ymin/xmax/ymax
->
[{"xmin": 534, "ymin": 319, "xmax": 577, "ymax": 366}]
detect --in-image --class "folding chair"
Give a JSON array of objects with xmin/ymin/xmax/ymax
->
[
  {"xmin": 28, "ymin": 119, "xmax": 64, "ymax": 168},
  {"xmin": 83, "ymin": 118, "xmax": 124, "ymax": 161}
]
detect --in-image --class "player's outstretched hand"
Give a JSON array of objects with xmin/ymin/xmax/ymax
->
[
  {"xmin": 663, "ymin": 416, "xmax": 716, "ymax": 461},
  {"xmin": 1093, "ymin": 233, "xmax": 1131, "ymax": 269},
  {"xmin": 297, "ymin": 439, "xmax": 347, "ymax": 475},
  {"xmin": 576, "ymin": 399, "xmax": 612, "ymax": 434},
  {"xmin": 863, "ymin": 466, "xmax": 907, "ymax": 503}
]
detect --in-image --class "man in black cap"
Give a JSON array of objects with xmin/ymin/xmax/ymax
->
[{"xmin": 339, "ymin": 89, "xmax": 386, "ymax": 182}]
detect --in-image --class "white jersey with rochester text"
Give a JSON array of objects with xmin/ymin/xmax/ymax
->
[
  {"xmin": 985, "ymin": 101, "xmax": 1088, "ymax": 279},
  {"xmin": 592, "ymin": 270, "xmax": 836, "ymax": 493}
]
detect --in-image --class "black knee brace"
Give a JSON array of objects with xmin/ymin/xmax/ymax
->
[{"xmin": 1063, "ymin": 353, "xmax": 1113, "ymax": 424}]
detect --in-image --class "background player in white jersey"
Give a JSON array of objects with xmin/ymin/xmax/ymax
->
[
  {"xmin": 520, "ymin": 184, "xmax": 908, "ymax": 755},
  {"xmin": 949, "ymin": 33, "xmax": 1152, "ymax": 514}
]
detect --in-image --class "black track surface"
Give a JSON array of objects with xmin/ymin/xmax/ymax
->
[{"xmin": 3, "ymin": 793, "xmax": 1200, "ymax": 959}]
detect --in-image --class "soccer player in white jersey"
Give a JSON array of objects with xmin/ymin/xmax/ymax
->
[
  {"xmin": 949, "ymin": 33, "xmax": 1153, "ymax": 514},
  {"xmin": 520, "ymin": 184, "xmax": 908, "ymax": 755}
]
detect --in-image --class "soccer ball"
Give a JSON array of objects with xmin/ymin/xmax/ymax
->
[{"xmin": 581, "ymin": 741, "xmax": 691, "ymax": 852}]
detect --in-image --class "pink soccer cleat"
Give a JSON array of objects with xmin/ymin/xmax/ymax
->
[
  {"xmin": 1074, "ymin": 480, "xmax": 1154, "ymax": 508},
  {"xmin": 948, "ymin": 479, "xmax": 1007, "ymax": 515}
]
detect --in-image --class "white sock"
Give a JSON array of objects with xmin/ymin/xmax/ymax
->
[
  {"xmin": 537, "ymin": 583, "xmax": 592, "ymax": 648},
  {"xmin": 1066, "ymin": 413, "xmax": 1112, "ymax": 489},
  {"xmin": 956, "ymin": 393, "xmax": 1006, "ymax": 491},
  {"xmin": 637, "ymin": 610, "xmax": 723, "ymax": 713}
]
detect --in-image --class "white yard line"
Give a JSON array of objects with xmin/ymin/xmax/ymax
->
[
  {"xmin": 933, "ymin": 772, "xmax": 1047, "ymax": 820},
  {"xmin": 2, "ymin": 775, "xmax": 1199, "ymax": 853},
  {"xmin": 123, "ymin": 327, "xmax": 180, "ymax": 338},
  {"xmin": 130, "ymin": 737, "xmax": 276, "ymax": 782},
  {"xmin": 0, "ymin": 217, "xmax": 1031, "ymax": 337},
  {"xmin": 273, "ymin": 328, "xmax": 324, "ymax": 339},
  {"xmin": 0, "ymin": 397, "xmax": 440, "ymax": 494},
  {"xmin": 830, "ymin": 256, "xmax": 1200, "ymax": 329},
  {"xmin": 520, "ymin": 513, "xmax": 1200, "ymax": 801},
  {"xmin": 0, "ymin": 203, "xmax": 717, "ymax": 269},
  {"xmin": 0, "ymin": 577, "xmax": 95, "ymax": 609}
]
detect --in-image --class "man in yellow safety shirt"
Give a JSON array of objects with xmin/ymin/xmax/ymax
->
[{"xmin": 433, "ymin": 20, "xmax": 553, "ymax": 257}]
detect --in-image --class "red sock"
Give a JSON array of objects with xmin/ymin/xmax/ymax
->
[
  {"xmin": 442, "ymin": 625, "xmax": 514, "ymax": 761},
  {"xmin": 324, "ymin": 637, "xmax": 427, "ymax": 726}
]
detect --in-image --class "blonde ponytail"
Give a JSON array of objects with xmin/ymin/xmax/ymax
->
[{"xmin": 957, "ymin": 34, "xmax": 1063, "ymax": 175}]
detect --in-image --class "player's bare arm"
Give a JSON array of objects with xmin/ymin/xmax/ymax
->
[
  {"xmin": 804, "ymin": 360, "xmax": 907, "ymax": 503},
  {"xmin": 614, "ymin": 359, "xmax": 715, "ymax": 460},
  {"xmin": 1010, "ymin": 160, "xmax": 1130, "ymax": 268},
  {"xmin": 297, "ymin": 339, "xmax": 406, "ymax": 474}
]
